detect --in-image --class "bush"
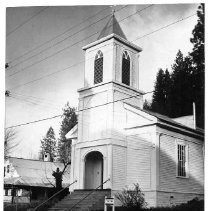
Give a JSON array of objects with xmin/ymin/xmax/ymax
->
[
  {"xmin": 115, "ymin": 183, "xmax": 147, "ymax": 210},
  {"xmin": 111, "ymin": 197, "xmax": 203, "ymax": 211}
]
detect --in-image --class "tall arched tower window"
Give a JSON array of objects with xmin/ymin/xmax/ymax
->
[
  {"xmin": 122, "ymin": 51, "xmax": 130, "ymax": 86},
  {"xmin": 94, "ymin": 50, "xmax": 103, "ymax": 84}
]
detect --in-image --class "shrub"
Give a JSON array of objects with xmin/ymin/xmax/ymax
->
[{"xmin": 115, "ymin": 183, "xmax": 147, "ymax": 210}]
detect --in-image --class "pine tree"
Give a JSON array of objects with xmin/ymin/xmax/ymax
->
[
  {"xmin": 40, "ymin": 127, "xmax": 57, "ymax": 161},
  {"xmin": 151, "ymin": 68, "xmax": 171, "ymax": 115},
  {"xmin": 150, "ymin": 4, "xmax": 204, "ymax": 128},
  {"xmin": 168, "ymin": 51, "xmax": 194, "ymax": 118},
  {"xmin": 190, "ymin": 3, "xmax": 205, "ymax": 128},
  {"xmin": 57, "ymin": 102, "xmax": 77, "ymax": 163},
  {"xmin": 163, "ymin": 69, "xmax": 171, "ymax": 115}
]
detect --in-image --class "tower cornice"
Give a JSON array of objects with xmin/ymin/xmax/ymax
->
[
  {"xmin": 82, "ymin": 33, "xmax": 142, "ymax": 52},
  {"xmin": 78, "ymin": 81, "xmax": 145, "ymax": 95}
]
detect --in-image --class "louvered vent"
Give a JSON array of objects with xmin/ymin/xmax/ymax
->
[
  {"xmin": 122, "ymin": 51, "xmax": 130, "ymax": 86},
  {"xmin": 94, "ymin": 51, "xmax": 103, "ymax": 84}
]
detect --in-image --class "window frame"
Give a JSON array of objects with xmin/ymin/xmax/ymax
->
[
  {"xmin": 121, "ymin": 50, "xmax": 131, "ymax": 86},
  {"xmin": 94, "ymin": 50, "xmax": 103, "ymax": 85},
  {"xmin": 176, "ymin": 140, "xmax": 189, "ymax": 178}
]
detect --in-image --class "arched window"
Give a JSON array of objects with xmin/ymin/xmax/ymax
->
[
  {"xmin": 122, "ymin": 51, "xmax": 130, "ymax": 86},
  {"xmin": 94, "ymin": 50, "xmax": 103, "ymax": 84}
]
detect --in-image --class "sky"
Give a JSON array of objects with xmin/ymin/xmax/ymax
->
[{"xmin": 4, "ymin": 3, "xmax": 201, "ymax": 158}]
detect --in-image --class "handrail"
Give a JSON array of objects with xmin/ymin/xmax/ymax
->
[
  {"xmin": 33, "ymin": 179, "xmax": 77, "ymax": 211},
  {"xmin": 68, "ymin": 178, "xmax": 110, "ymax": 211}
]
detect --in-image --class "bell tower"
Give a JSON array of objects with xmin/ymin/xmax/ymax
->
[
  {"xmin": 77, "ymin": 13, "xmax": 145, "ymax": 143},
  {"xmin": 82, "ymin": 13, "xmax": 143, "ymax": 91},
  {"xmin": 71, "ymin": 13, "xmax": 145, "ymax": 190}
]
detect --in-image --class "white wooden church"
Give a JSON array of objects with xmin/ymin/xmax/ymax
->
[{"xmin": 66, "ymin": 14, "xmax": 204, "ymax": 207}]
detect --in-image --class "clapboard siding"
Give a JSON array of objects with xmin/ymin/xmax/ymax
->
[
  {"xmin": 112, "ymin": 145, "xmax": 127, "ymax": 190},
  {"xmin": 159, "ymin": 134, "xmax": 204, "ymax": 193},
  {"xmin": 126, "ymin": 139, "xmax": 152, "ymax": 190}
]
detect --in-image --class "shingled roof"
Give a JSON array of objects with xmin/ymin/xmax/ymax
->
[{"xmin": 97, "ymin": 14, "xmax": 127, "ymax": 40}]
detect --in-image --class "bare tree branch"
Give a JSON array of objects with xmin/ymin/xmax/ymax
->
[
  {"xmin": 60, "ymin": 159, "xmax": 71, "ymax": 175},
  {"xmin": 4, "ymin": 128, "xmax": 20, "ymax": 158},
  {"xmin": 43, "ymin": 163, "xmax": 55, "ymax": 188}
]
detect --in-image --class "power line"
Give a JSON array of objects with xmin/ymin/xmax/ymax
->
[
  {"xmin": 6, "ymin": 5, "xmax": 153, "ymax": 78},
  {"xmin": 8, "ymin": 96, "xmax": 61, "ymax": 113},
  {"xmin": 4, "ymin": 11, "xmax": 199, "ymax": 129},
  {"xmin": 9, "ymin": 94, "xmax": 60, "ymax": 109},
  {"xmin": 6, "ymin": 114, "xmax": 62, "ymax": 129},
  {"xmin": 8, "ymin": 12, "xmax": 196, "ymax": 91},
  {"xmin": 6, "ymin": 6, "xmax": 113, "ymax": 69},
  {"xmin": 5, "ymin": 90, "xmax": 153, "ymax": 129},
  {"xmin": 9, "ymin": 95, "xmax": 39, "ymax": 106},
  {"xmin": 6, "ymin": 7, "xmax": 49, "ymax": 37},
  {"xmin": 134, "ymin": 13, "xmax": 196, "ymax": 42},
  {"xmin": 11, "ymin": 91, "xmax": 58, "ymax": 105},
  {"xmin": 6, "ymin": 5, "xmax": 129, "ymax": 75},
  {"xmin": 7, "ymin": 6, "xmax": 110, "ymax": 65},
  {"xmin": 6, "ymin": 90, "xmax": 61, "ymax": 110},
  {"xmin": 6, "ymin": 5, "xmax": 128, "ymax": 71},
  {"xmin": 8, "ymin": 58, "xmax": 84, "ymax": 90}
]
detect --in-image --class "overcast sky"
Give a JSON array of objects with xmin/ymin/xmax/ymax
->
[{"xmin": 5, "ymin": 3, "xmax": 200, "ymax": 158}]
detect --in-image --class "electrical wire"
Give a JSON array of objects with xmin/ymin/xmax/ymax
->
[
  {"xmin": 9, "ymin": 94, "xmax": 60, "ymax": 111},
  {"xmin": 6, "ymin": 114, "xmax": 62, "ymax": 129},
  {"xmin": 6, "ymin": 5, "xmax": 128, "ymax": 71},
  {"xmin": 5, "ymin": 12, "xmax": 197, "ymax": 129},
  {"xmin": 5, "ymin": 90, "xmax": 153, "ymax": 129},
  {"xmin": 6, "ymin": 5, "xmax": 153, "ymax": 78},
  {"xmin": 8, "ymin": 13, "xmax": 196, "ymax": 91},
  {"xmin": 11, "ymin": 91, "xmax": 58, "ymax": 105},
  {"xmin": 6, "ymin": 7, "xmax": 49, "ymax": 37},
  {"xmin": 7, "ymin": 6, "xmax": 110, "ymax": 64}
]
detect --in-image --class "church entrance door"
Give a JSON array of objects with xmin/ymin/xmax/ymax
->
[{"xmin": 84, "ymin": 151, "xmax": 103, "ymax": 189}]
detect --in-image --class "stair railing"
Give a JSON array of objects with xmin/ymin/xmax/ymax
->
[
  {"xmin": 68, "ymin": 178, "xmax": 110, "ymax": 211},
  {"xmin": 33, "ymin": 179, "xmax": 77, "ymax": 211}
]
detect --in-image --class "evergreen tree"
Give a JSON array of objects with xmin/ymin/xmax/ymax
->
[
  {"xmin": 168, "ymin": 51, "xmax": 194, "ymax": 118},
  {"xmin": 40, "ymin": 127, "xmax": 57, "ymax": 161},
  {"xmin": 57, "ymin": 102, "xmax": 77, "ymax": 163},
  {"xmin": 190, "ymin": 3, "xmax": 205, "ymax": 128},
  {"xmin": 163, "ymin": 69, "xmax": 171, "ymax": 114},
  {"xmin": 149, "ymin": 4, "xmax": 204, "ymax": 129},
  {"xmin": 151, "ymin": 68, "xmax": 171, "ymax": 115}
]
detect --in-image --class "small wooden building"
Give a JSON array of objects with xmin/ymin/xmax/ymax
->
[{"xmin": 4, "ymin": 156, "xmax": 70, "ymax": 204}]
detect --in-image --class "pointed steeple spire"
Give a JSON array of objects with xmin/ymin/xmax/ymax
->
[{"xmin": 97, "ymin": 13, "xmax": 127, "ymax": 40}]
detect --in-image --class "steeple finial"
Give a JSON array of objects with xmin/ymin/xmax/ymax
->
[{"xmin": 110, "ymin": 5, "xmax": 116, "ymax": 15}]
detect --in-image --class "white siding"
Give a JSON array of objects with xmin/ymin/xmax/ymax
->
[
  {"xmin": 159, "ymin": 133, "xmax": 204, "ymax": 194},
  {"xmin": 112, "ymin": 145, "xmax": 126, "ymax": 190},
  {"xmin": 82, "ymin": 91, "xmax": 108, "ymax": 141},
  {"xmin": 126, "ymin": 138, "xmax": 152, "ymax": 190}
]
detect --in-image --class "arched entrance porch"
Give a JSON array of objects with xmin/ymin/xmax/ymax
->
[{"xmin": 84, "ymin": 151, "xmax": 103, "ymax": 189}]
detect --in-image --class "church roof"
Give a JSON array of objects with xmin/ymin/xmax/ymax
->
[
  {"xmin": 125, "ymin": 102, "xmax": 204, "ymax": 137},
  {"xmin": 97, "ymin": 14, "xmax": 127, "ymax": 40}
]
